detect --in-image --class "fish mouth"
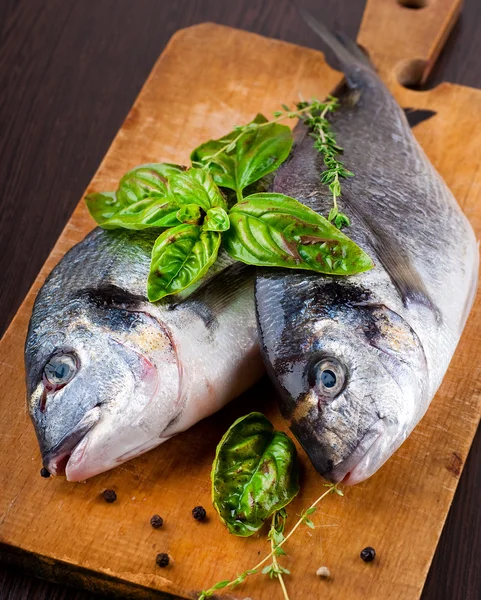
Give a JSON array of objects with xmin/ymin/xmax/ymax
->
[
  {"xmin": 42, "ymin": 406, "xmax": 102, "ymax": 476},
  {"xmin": 326, "ymin": 418, "xmax": 389, "ymax": 485}
]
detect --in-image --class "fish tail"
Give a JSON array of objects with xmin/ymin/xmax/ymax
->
[{"xmin": 298, "ymin": 7, "xmax": 374, "ymax": 74}]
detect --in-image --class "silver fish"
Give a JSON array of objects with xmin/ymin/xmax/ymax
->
[
  {"xmin": 25, "ymin": 228, "xmax": 262, "ymax": 481},
  {"xmin": 255, "ymin": 14, "xmax": 479, "ymax": 485}
]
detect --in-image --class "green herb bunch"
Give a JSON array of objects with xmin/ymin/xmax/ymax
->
[
  {"xmin": 86, "ymin": 100, "xmax": 372, "ymax": 302},
  {"xmin": 201, "ymin": 413, "xmax": 345, "ymax": 599}
]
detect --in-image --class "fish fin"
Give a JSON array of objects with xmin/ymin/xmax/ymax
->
[
  {"xmin": 298, "ymin": 7, "xmax": 374, "ymax": 77},
  {"xmin": 403, "ymin": 107, "xmax": 437, "ymax": 129},
  {"xmin": 372, "ymin": 227, "xmax": 440, "ymax": 319},
  {"xmin": 334, "ymin": 31, "xmax": 373, "ymax": 69},
  {"xmin": 178, "ymin": 263, "xmax": 254, "ymax": 328},
  {"xmin": 350, "ymin": 206, "xmax": 441, "ymax": 320}
]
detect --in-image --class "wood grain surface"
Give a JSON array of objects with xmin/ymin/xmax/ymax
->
[{"xmin": 0, "ymin": 1, "xmax": 480, "ymax": 599}]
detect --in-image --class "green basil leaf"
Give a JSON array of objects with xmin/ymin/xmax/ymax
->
[
  {"xmin": 100, "ymin": 197, "xmax": 181, "ymax": 230},
  {"xmin": 234, "ymin": 121, "xmax": 293, "ymax": 193},
  {"xmin": 117, "ymin": 163, "xmax": 185, "ymax": 206},
  {"xmin": 204, "ymin": 206, "xmax": 230, "ymax": 232},
  {"xmin": 212, "ymin": 412, "xmax": 299, "ymax": 537},
  {"xmin": 167, "ymin": 168, "xmax": 227, "ymax": 211},
  {"xmin": 85, "ymin": 191, "xmax": 121, "ymax": 225},
  {"xmin": 223, "ymin": 192, "xmax": 373, "ymax": 275},
  {"xmin": 191, "ymin": 117, "xmax": 265, "ymax": 190},
  {"xmin": 85, "ymin": 163, "xmax": 184, "ymax": 226},
  {"xmin": 147, "ymin": 224, "xmax": 221, "ymax": 301},
  {"xmin": 176, "ymin": 204, "xmax": 202, "ymax": 225},
  {"xmin": 191, "ymin": 115, "xmax": 293, "ymax": 193}
]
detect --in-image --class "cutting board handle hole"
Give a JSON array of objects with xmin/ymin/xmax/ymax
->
[
  {"xmin": 396, "ymin": 58, "xmax": 428, "ymax": 89},
  {"xmin": 397, "ymin": 0, "xmax": 428, "ymax": 8}
]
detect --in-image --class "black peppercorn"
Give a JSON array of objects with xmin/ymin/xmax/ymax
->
[
  {"xmin": 150, "ymin": 514, "xmax": 164, "ymax": 529},
  {"xmin": 40, "ymin": 467, "xmax": 50, "ymax": 478},
  {"xmin": 156, "ymin": 552, "xmax": 169, "ymax": 567},
  {"xmin": 360, "ymin": 546, "xmax": 376, "ymax": 562},
  {"xmin": 102, "ymin": 489, "xmax": 117, "ymax": 503},
  {"xmin": 192, "ymin": 506, "xmax": 207, "ymax": 521}
]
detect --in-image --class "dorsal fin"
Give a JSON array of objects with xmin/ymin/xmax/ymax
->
[{"xmin": 298, "ymin": 6, "xmax": 374, "ymax": 80}]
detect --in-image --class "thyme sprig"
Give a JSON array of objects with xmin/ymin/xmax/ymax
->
[
  {"xmin": 265, "ymin": 509, "xmax": 291, "ymax": 600},
  {"xmin": 295, "ymin": 96, "xmax": 353, "ymax": 229},
  {"xmin": 198, "ymin": 483, "xmax": 343, "ymax": 599}
]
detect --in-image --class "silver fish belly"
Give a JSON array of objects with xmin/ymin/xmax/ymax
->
[
  {"xmin": 255, "ymin": 18, "xmax": 479, "ymax": 484},
  {"xmin": 25, "ymin": 228, "xmax": 263, "ymax": 481}
]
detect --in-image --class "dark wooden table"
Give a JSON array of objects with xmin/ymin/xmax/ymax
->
[{"xmin": 0, "ymin": 1, "xmax": 479, "ymax": 599}]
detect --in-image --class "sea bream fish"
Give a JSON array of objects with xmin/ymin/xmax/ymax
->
[
  {"xmin": 25, "ymin": 228, "xmax": 262, "ymax": 481},
  {"xmin": 255, "ymin": 14, "xmax": 479, "ymax": 485}
]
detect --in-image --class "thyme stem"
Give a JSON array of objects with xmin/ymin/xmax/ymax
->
[
  {"xmin": 242, "ymin": 484, "xmax": 340, "ymax": 571},
  {"xmin": 271, "ymin": 483, "xmax": 341, "ymax": 552},
  {"xmin": 198, "ymin": 483, "xmax": 342, "ymax": 599},
  {"xmin": 296, "ymin": 96, "xmax": 353, "ymax": 228},
  {"xmin": 270, "ymin": 514, "xmax": 290, "ymax": 600},
  {"xmin": 309, "ymin": 99, "xmax": 340, "ymax": 217}
]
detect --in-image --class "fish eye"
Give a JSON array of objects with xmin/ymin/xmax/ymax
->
[
  {"xmin": 310, "ymin": 357, "xmax": 346, "ymax": 398},
  {"xmin": 320, "ymin": 369, "xmax": 337, "ymax": 388},
  {"xmin": 43, "ymin": 353, "xmax": 77, "ymax": 390}
]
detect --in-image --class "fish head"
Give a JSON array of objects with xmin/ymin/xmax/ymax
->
[
  {"xmin": 26, "ymin": 286, "xmax": 180, "ymax": 481},
  {"xmin": 266, "ymin": 289, "xmax": 428, "ymax": 485}
]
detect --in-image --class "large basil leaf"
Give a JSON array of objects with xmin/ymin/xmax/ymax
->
[
  {"xmin": 117, "ymin": 163, "xmax": 184, "ymax": 206},
  {"xmin": 212, "ymin": 412, "xmax": 299, "ymax": 537},
  {"xmin": 85, "ymin": 163, "xmax": 184, "ymax": 226},
  {"xmin": 233, "ymin": 121, "xmax": 293, "ymax": 194},
  {"xmin": 148, "ymin": 224, "xmax": 221, "ymax": 301},
  {"xmin": 223, "ymin": 193, "xmax": 373, "ymax": 275},
  {"xmin": 85, "ymin": 191, "xmax": 121, "ymax": 225},
  {"xmin": 191, "ymin": 115, "xmax": 293, "ymax": 194},
  {"xmin": 167, "ymin": 168, "xmax": 227, "ymax": 212},
  {"xmin": 100, "ymin": 197, "xmax": 181, "ymax": 230}
]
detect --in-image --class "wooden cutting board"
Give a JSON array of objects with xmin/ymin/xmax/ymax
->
[{"xmin": 1, "ymin": 1, "xmax": 480, "ymax": 598}]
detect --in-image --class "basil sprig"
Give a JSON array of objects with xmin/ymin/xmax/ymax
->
[
  {"xmin": 85, "ymin": 105, "xmax": 374, "ymax": 301},
  {"xmin": 211, "ymin": 412, "xmax": 299, "ymax": 537}
]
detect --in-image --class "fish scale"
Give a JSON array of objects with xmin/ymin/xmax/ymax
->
[{"xmin": 255, "ymin": 15, "xmax": 478, "ymax": 485}]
